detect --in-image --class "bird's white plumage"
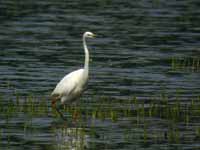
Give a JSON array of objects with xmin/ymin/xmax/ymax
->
[
  {"xmin": 52, "ymin": 69, "xmax": 88, "ymax": 104},
  {"xmin": 51, "ymin": 31, "xmax": 95, "ymax": 106}
]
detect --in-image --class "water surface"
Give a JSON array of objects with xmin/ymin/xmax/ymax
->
[{"xmin": 0, "ymin": 0, "xmax": 200, "ymax": 149}]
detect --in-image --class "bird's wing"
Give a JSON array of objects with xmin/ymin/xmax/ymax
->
[{"xmin": 51, "ymin": 69, "xmax": 84, "ymax": 96}]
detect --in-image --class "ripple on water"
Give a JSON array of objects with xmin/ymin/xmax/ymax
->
[{"xmin": 0, "ymin": 0, "xmax": 200, "ymax": 149}]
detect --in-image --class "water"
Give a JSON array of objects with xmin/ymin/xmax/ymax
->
[{"xmin": 0, "ymin": 0, "xmax": 200, "ymax": 149}]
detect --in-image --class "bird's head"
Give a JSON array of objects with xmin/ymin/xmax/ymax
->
[{"xmin": 84, "ymin": 31, "xmax": 96, "ymax": 38}]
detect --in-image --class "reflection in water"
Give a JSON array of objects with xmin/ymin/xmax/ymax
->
[{"xmin": 54, "ymin": 127, "xmax": 88, "ymax": 150}]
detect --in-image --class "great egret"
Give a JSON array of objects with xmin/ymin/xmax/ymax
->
[{"xmin": 51, "ymin": 31, "xmax": 95, "ymax": 118}]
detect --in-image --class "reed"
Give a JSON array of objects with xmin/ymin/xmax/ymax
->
[
  {"xmin": 196, "ymin": 127, "xmax": 200, "ymax": 139},
  {"xmin": 0, "ymin": 129, "xmax": 2, "ymax": 147},
  {"xmin": 171, "ymin": 57, "xmax": 200, "ymax": 72},
  {"xmin": 0, "ymin": 92, "xmax": 200, "ymax": 145}
]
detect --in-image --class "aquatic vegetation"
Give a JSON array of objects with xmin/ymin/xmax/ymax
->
[
  {"xmin": 196, "ymin": 127, "xmax": 200, "ymax": 139},
  {"xmin": 171, "ymin": 57, "xmax": 200, "ymax": 72},
  {"xmin": 0, "ymin": 92, "xmax": 200, "ymax": 149}
]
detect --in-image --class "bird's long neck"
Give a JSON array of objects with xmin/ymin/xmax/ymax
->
[{"xmin": 83, "ymin": 35, "xmax": 89, "ymax": 72}]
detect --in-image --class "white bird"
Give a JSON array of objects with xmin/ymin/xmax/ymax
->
[{"xmin": 51, "ymin": 31, "xmax": 96, "ymax": 118}]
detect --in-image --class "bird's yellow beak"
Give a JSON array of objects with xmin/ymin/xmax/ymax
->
[{"xmin": 92, "ymin": 34, "xmax": 96, "ymax": 38}]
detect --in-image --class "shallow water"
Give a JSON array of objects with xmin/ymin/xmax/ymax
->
[{"xmin": 0, "ymin": 0, "xmax": 200, "ymax": 149}]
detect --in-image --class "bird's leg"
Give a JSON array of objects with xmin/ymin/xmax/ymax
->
[
  {"xmin": 71, "ymin": 102, "xmax": 80, "ymax": 121},
  {"xmin": 55, "ymin": 104, "xmax": 66, "ymax": 121},
  {"xmin": 51, "ymin": 99, "xmax": 57, "ymax": 108},
  {"xmin": 51, "ymin": 94, "xmax": 60, "ymax": 108},
  {"xmin": 72, "ymin": 110, "xmax": 80, "ymax": 122},
  {"xmin": 51, "ymin": 96, "xmax": 66, "ymax": 120}
]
